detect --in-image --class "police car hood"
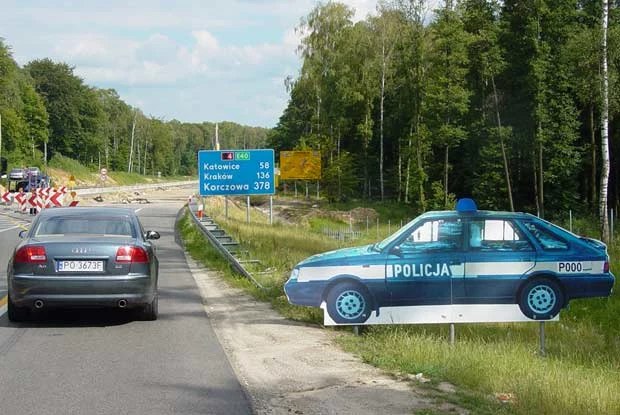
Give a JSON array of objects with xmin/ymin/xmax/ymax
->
[{"xmin": 297, "ymin": 244, "xmax": 375, "ymax": 267}]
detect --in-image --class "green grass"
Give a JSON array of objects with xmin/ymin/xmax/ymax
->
[
  {"xmin": 108, "ymin": 171, "xmax": 153, "ymax": 185},
  {"xmin": 47, "ymin": 154, "xmax": 191, "ymax": 185},
  {"xmin": 336, "ymin": 319, "xmax": 620, "ymax": 414},
  {"xmin": 178, "ymin": 197, "xmax": 620, "ymax": 414},
  {"xmin": 49, "ymin": 154, "xmax": 92, "ymax": 178},
  {"xmin": 334, "ymin": 200, "xmax": 419, "ymax": 222}
]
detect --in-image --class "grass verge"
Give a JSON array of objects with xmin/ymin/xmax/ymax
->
[
  {"xmin": 179, "ymin": 197, "xmax": 620, "ymax": 415},
  {"xmin": 47, "ymin": 154, "xmax": 191, "ymax": 186}
]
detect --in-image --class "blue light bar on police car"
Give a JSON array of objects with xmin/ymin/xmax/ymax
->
[{"xmin": 456, "ymin": 198, "xmax": 477, "ymax": 212}]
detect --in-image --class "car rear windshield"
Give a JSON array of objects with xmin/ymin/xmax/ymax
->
[
  {"xmin": 34, "ymin": 216, "xmax": 135, "ymax": 237},
  {"xmin": 522, "ymin": 221, "xmax": 569, "ymax": 251}
]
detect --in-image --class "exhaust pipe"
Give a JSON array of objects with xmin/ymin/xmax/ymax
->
[
  {"xmin": 34, "ymin": 299, "xmax": 44, "ymax": 309},
  {"xmin": 118, "ymin": 299, "xmax": 128, "ymax": 308}
]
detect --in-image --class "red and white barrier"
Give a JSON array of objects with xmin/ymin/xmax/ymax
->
[
  {"xmin": 7, "ymin": 186, "xmax": 79, "ymax": 214},
  {"xmin": 14, "ymin": 192, "xmax": 27, "ymax": 213},
  {"xmin": 1, "ymin": 191, "xmax": 12, "ymax": 206},
  {"xmin": 47, "ymin": 190, "xmax": 64, "ymax": 207},
  {"xmin": 28, "ymin": 191, "xmax": 39, "ymax": 214}
]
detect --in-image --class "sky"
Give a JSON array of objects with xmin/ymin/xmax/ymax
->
[{"xmin": 0, "ymin": 0, "xmax": 380, "ymax": 128}]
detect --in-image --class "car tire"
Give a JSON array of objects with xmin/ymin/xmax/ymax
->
[
  {"xmin": 7, "ymin": 296, "xmax": 29, "ymax": 322},
  {"xmin": 518, "ymin": 278, "xmax": 564, "ymax": 320},
  {"xmin": 326, "ymin": 281, "xmax": 371, "ymax": 324},
  {"xmin": 139, "ymin": 294, "xmax": 158, "ymax": 321}
]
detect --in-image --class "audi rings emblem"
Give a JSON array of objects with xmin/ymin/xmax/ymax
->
[{"xmin": 71, "ymin": 247, "xmax": 90, "ymax": 254}]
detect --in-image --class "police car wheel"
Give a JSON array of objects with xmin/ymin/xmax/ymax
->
[
  {"xmin": 326, "ymin": 282, "xmax": 371, "ymax": 324},
  {"xmin": 518, "ymin": 278, "xmax": 564, "ymax": 320}
]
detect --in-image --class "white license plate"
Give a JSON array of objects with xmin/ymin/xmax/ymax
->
[{"xmin": 57, "ymin": 260, "xmax": 104, "ymax": 272}]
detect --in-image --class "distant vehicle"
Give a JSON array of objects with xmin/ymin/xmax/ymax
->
[
  {"xmin": 284, "ymin": 199, "xmax": 615, "ymax": 324},
  {"xmin": 6, "ymin": 207, "xmax": 160, "ymax": 322},
  {"xmin": 27, "ymin": 166, "xmax": 41, "ymax": 177},
  {"xmin": 6, "ymin": 166, "xmax": 50, "ymax": 192},
  {"xmin": 8, "ymin": 168, "xmax": 27, "ymax": 180}
]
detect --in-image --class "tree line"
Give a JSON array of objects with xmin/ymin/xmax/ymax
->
[
  {"xmin": 267, "ymin": 0, "xmax": 619, "ymax": 233},
  {"xmin": 0, "ymin": 39, "xmax": 270, "ymax": 177},
  {"xmin": 1, "ymin": 0, "xmax": 619, "ymax": 238}
]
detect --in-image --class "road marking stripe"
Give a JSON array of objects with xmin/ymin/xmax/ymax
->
[
  {"xmin": 0, "ymin": 295, "xmax": 7, "ymax": 308},
  {"xmin": 0, "ymin": 225, "xmax": 20, "ymax": 233}
]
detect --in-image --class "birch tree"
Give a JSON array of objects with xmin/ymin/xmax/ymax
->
[
  {"xmin": 396, "ymin": 0, "xmax": 429, "ymax": 208},
  {"xmin": 371, "ymin": 3, "xmax": 402, "ymax": 201},
  {"xmin": 600, "ymin": 0, "xmax": 610, "ymax": 242},
  {"xmin": 425, "ymin": 0, "xmax": 471, "ymax": 208}
]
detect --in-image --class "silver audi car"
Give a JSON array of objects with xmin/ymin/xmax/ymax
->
[{"xmin": 7, "ymin": 207, "xmax": 160, "ymax": 322}]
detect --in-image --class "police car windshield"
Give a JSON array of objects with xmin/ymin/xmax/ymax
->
[{"xmin": 374, "ymin": 218, "xmax": 417, "ymax": 251}]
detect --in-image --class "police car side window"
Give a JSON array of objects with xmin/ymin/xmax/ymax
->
[
  {"xmin": 401, "ymin": 219, "xmax": 462, "ymax": 252},
  {"xmin": 523, "ymin": 222, "xmax": 568, "ymax": 251},
  {"xmin": 469, "ymin": 220, "xmax": 533, "ymax": 252}
]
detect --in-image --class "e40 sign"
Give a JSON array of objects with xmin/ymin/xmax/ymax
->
[{"xmin": 198, "ymin": 149, "xmax": 275, "ymax": 196}]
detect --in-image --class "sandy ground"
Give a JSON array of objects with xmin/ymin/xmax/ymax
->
[
  {"xmin": 47, "ymin": 185, "xmax": 468, "ymax": 414},
  {"xmin": 187, "ymin": 254, "xmax": 469, "ymax": 415}
]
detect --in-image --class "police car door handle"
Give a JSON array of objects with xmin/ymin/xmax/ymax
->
[{"xmin": 449, "ymin": 260, "xmax": 462, "ymax": 265}]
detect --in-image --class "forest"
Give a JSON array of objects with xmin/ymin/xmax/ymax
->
[
  {"xmin": 268, "ymin": 0, "xmax": 620, "ymax": 227},
  {"xmin": 0, "ymin": 39, "xmax": 270, "ymax": 177},
  {"xmin": 1, "ymin": 0, "xmax": 619, "ymax": 232}
]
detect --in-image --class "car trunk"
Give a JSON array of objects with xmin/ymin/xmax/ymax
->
[{"xmin": 14, "ymin": 236, "xmax": 150, "ymax": 277}]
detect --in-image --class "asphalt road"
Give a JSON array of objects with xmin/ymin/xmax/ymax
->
[
  {"xmin": 0, "ymin": 208, "xmax": 29, "ymax": 301},
  {"xmin": 0, "ymin": 202, "xmax": 253, "ymax": 414}
]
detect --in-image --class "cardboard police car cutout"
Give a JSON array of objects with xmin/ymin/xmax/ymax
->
[{"xmin": 284, "ymin": 199, "xmax": 615, "ymax": 326}]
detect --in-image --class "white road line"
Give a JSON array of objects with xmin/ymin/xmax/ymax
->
[{"xmin": 0, "ymin": 226, "xmax": 20, "ymax": 233}]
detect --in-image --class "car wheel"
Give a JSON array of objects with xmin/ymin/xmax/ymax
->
[
  {"xmin": 139, "ymin": 294, "xmax": 158, "ymax": 321},
  {"xmin": 7, "ymin": 296, "xmax": 29, "ymax": 322},
  {"xmin": 518, "ymin": 278, "xmax": 564, "ymax": 320},
  {"xmin": 326, "ymin": 282, "xmax": 371, "ymax": 324}
]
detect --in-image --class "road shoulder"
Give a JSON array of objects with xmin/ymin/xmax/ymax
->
[{"xmin": 185, "ymin": 252, "xmax": 462, "ymax": 415}]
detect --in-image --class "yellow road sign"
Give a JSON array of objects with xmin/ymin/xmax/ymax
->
[{"xmin": 279, "ymin": 151, "xmax": 321, "ymax": 180}]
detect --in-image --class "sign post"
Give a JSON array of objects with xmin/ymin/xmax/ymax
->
[{"xmin": 100, "ymin": 168, "xmax": 107, "ymax": 190}]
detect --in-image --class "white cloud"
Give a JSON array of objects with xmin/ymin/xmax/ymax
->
[
  {"xmin": 193, "ymin": 30, "xmax": 220, "ymax": 52},
  {"xmin": 2, "ymin": 0, "xmax": 386, "ymax": 126},
  {"xmin": 137, "ymin": 34, "xmax": 180, "ymax": 64}
]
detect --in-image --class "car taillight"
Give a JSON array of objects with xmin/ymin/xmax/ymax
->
[
  {"xmin": 115, "ymin": 246, "xmax": 148, "ymax": 263},
  {"xmin": 15, "ymin": 246, "xmax": 47, "ymax": 263},
  {"xmin": 604, "ymin": 262, "xmax": 610, "ymax": 273}
]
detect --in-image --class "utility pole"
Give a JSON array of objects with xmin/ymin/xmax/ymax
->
[{"xmin": 128, "ymin": 110, "xmax": 137, "ymax": 173}]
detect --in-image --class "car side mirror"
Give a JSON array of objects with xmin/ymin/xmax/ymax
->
[
  {"xmin": 390, "ymin": 245, "xmax": 403, "ymax": 257},
  {"xmin": 145, "ymin": 230, "xmax": 160, "ymax": 240},
  {"xmin": 19, "ymin": 229, "xmax": 28, "ymax": 238}
]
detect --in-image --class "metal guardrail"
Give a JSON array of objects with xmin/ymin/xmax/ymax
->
[
  {"xmin": 322, "ymin": 227, "xmax": 362, "ymax": 241},
  {"xmin": 187, "ymin": 201, "xmax": 267, "ymax": 289},
  {"xmin": 75, "ymin": 180, "xmax": 198, "ymax": 195}
]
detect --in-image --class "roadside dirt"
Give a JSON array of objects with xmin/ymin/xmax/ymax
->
[
  {"xmin": 36, "ymin": 184, "xmax": 467, "ymax": 414},
  {"xmin": 187, "ymin": 253, "xmax": 467, "ymax": 415}
]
